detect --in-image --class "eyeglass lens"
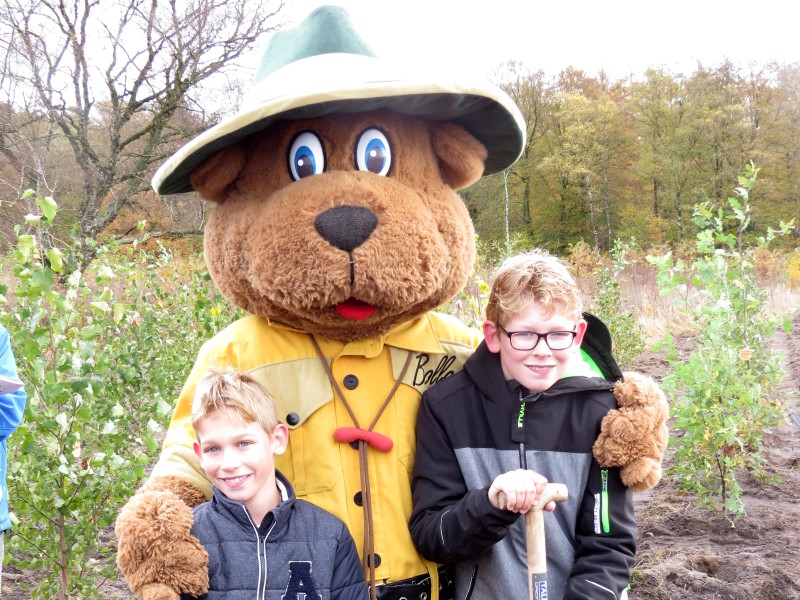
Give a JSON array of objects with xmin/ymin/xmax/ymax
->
[{"xmin": 503, "ymin": 329, "xmax": 575, "ymax": 351}]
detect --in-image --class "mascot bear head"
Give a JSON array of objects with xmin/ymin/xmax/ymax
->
[{"xmin": 152, "ymin": 5, "xmax": 525, "ymax": 341}]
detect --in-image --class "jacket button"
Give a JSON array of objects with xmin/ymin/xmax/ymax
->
[
  {"xmin": 367, "ymin": 553, "xmax": 381, "ymax": 568},
  {"xmin": 354, "ymin": 491, "xmax": 363, "ymax": 506},
  {"xmin": 343, "ymin": 374, "xmax": 359, "ymax": 389},
  {"xmin": 286, "ymin": 412, "xmax": 300, "ymax": 426},
  {"xmin": 350, "ymin": 441, "xmax": 359, "ymax": 450}
]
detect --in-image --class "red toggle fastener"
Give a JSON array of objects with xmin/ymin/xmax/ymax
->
[{"xmin": 334, "ymin": 427, "xmax": 393, "ymax": 452}]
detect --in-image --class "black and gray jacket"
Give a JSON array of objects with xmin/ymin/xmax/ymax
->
[
  {"xmin": 409, "ymin": 341, "xmax": 636, "ymax": 600},
  {"xmin": 186, "ymin": 470, "xmax": 368, "ymax": 600}
]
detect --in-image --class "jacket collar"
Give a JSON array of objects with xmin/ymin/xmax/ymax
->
[
  {"xmin": 211, "ymin": 469, "xmax": 296, "ymax": 535},
  {"xmin": 267, "ymin": 313, "xmax": 447, "ymax": 356},
  {"xmin": 464, "ymin": 341, "xmax": 518, "ymax": 406},
  {"xmin": 381, "ymin": 313, "xmax": 449, "ymax": 354},
  {"xmin": 523, "ymin": 374, "xmax": 616, "ymax": 401}
]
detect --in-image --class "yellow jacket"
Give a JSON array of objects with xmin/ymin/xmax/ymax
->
[{"xmin": 153, "ymin": 312, "xmax": 481, "ymax": 594}]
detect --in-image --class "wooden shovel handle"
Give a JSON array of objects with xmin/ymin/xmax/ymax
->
[
  {"xmin": 497, "ymin": 482, "xmax": 568, "ymax": 513},
  {"xmin": 497, "ymin": 483, "xmax": 569, "ymax": 600}
]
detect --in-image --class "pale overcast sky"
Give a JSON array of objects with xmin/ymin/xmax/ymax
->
[{"xmin": 276, "ymin": 0, "xmax": 800, "ymax": 80}]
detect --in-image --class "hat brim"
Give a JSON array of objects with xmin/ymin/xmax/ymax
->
[{"xmin": 153, "ymin": 53, "xmax": 526, "ymax": 195}]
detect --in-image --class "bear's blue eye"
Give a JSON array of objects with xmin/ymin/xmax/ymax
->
[
  {"xmin": 355, "ymin": 128, "xmax": 391, "ymax": 176},
  {"xmin": 289, "ymin": 131, "xmax": 325, "ymax": 180}
]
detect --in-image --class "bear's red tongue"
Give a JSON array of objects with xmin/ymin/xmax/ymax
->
[{"xmin": 335, "ymin": 299, "xmax": 376, "ymax": 320}]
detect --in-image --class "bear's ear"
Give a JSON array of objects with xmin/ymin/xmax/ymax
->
[
  {"xmin": 431, "ymin": 123, "xmax": 488, "ymax": 190},
  {"xmin": 189, "ymin": 143, "xmax": 248, "ymax": 204}
]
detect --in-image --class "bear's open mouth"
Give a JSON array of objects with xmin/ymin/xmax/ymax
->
[{"xmin": 334, "ymin": 298, "xmax": 377, "ymax": 320}]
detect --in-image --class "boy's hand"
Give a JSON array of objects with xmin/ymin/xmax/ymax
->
[{"xmin": 488, "ymin": 469, "xmax": 556, "ymax": 513}]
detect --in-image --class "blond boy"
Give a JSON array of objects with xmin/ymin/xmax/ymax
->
[
  {"xmin": 189, "ymin": 367, "xmax": 368, "ymax": 600},
  {"xmin": 410, "ymin": 250, "xmax": 635, "ymax": 600}
]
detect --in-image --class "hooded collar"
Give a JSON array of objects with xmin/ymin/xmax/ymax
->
[{"xmin": 464, "ymin": 341, "xmax": 517, "ymax": 406}]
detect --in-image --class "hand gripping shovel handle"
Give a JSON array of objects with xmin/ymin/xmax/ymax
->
[{"xmin": 498, "ymin": 483, "xmax": 569, "ymax": 600}]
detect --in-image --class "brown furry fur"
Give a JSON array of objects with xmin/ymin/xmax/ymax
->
[
  {"xmin": 192, "ymin": 111, "xmax": 483, "ymax": 341},
  {"xmin": 115, "ymin": 485, "xmax": 209, "ymax": 598},
  {"xmin": 141, "ymin": 475, "xmax": 208, "ymax": 507},
  {"xmin": 593, "ymin": 371, "xmax": 670, "ymax": 492}
]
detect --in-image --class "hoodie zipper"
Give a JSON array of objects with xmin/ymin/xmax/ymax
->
[
  {"xmin": 463, "ymin": 390, "xmax": 532, "ymax": 600},
  {"xmin": 517, "ymin": 388, "xmax": 541, "ymax": 469},
  {"xmin": 515, "ymin": 378, "xmax": 612, "ymax": 468},
  {"xmin": 601, "ymin": 468, "xmax": 610, "ymax": 534},
  {"xmin": 244, "ymin": 506, "xmax": 277, "ymax": 600}
]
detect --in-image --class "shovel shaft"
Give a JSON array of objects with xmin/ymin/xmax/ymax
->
[{"xmin": 497, "ymin": 483, "xmax": 568, "ymax": 600}]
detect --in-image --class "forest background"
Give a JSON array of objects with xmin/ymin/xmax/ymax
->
[
  {"xmin": 1, "ymin": 2, "xmax": 799, "ymax": 259},
  {"xmin": 1, "ymin": 1, "xmax": 800, "ymax": 598}
]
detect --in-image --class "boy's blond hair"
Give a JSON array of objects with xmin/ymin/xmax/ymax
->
[
  {"xmin": 485, "ymin": 249, "xmax": 583, "ymax": 325},
  {"xmin": 191, "ymin": 367, "xmax": 279, "ymax": 435}
]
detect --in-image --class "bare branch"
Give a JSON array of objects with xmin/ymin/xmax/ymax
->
[{"xmin": 0, "ymin": 0, "xmax": 285, "ymax": 265}]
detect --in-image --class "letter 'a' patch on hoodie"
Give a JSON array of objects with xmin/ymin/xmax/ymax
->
[{"xmin": 283, "ymin": 561, "xmax": 321, "ymax": 600}]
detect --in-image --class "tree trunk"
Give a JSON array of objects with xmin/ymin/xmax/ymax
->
[
  {"xmin": 586, "ymin": 173, "xmax": 600, "ymax": 250},
  {"xmin": 653, "ymin": 178, "xmax": 659, "ymax": 216},
  {"xmin": 603, "ymin": 169, "xmax": 612, "ymax": 248},
  {"xmin": 522, "ymin": 174, "xmax": 532, "ymax": 227}
]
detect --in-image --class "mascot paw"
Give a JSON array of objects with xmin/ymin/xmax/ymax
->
[
  {"xmin": 115, "ymin": 485, "xmax": 209, "ymax": 599},
  {"xmin": 620, "ymin": 457, "xmax": 663, "ymax": 493},
  {"xmin": 593, "ymin": 371, "xmax": 670, "ymax": 492},
  {"xmin": 140, "ymin": 582, "xmax": 183, "ymax": 600}
]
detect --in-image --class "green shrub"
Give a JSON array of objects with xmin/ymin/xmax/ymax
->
[
  {"xmin": 0, "ymin": 192, "xmax": 240, "ymax": 598},
  {"xmin": 648, "ymin": 164, "xmax": 794, "ymax": 519}
]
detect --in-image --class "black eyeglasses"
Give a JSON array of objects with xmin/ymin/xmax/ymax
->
[{"xmin": 496, "ymin": 324, "xmax": 577, "ymax": 351}]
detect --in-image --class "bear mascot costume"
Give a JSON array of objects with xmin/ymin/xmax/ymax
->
[{"xmin": 115, "ymin": 6, "xmax": 669, "ymax": 600}]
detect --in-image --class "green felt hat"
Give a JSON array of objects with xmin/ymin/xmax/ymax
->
[{"xmin": 152, "ymin": 5, "xmax": 526, "ymax": 195}]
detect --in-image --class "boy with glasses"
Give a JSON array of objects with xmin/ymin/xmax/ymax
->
[{"xmin": 410, "ymin": 250, "xmax": 635, "ymax": 600}]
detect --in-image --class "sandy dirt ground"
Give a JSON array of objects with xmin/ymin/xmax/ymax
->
[{"xmin": 628, "ymin": 312, "xmax": 800, "ymax": 599}]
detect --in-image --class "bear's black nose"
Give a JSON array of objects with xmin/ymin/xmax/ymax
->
[{"xmin": 314, "ymin": 205, "xmax": 378, "ymax": 252}]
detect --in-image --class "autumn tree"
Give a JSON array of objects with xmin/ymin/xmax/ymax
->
[
  {"xmin": 628, "ymin": 69, "xmax": 680, "ymax": 219},
  {"xmin": 540, "ymin": 90, "xmax": 629, "ymax": 250},
  {"xmin": 688, "ymin": 62, "xmax": 757, "ymax": 203},
  {"xmin": 0, "ymin": 0, "xmax": 283, "ymax": 261},
  {"xmin": 455, "ymin": 61, "xmax": 800, "ymax": 255},
  {"xmin": 763, "ymin": 64, "xmax": 800, "ymax": 239},
  {"xmin": 461, "ymin": 62, "xmax": 552, "ymax": 256},
  {"xmin": 629, "ymin": 69, "xmax": 704, "ymax": 243},
  {"xmin": 734, "ymin": 63, "xmax": 800, "ymax": 239},
  {"xmin": 495, "ymin": 61, "xmax": 548, "ymax": 229}
]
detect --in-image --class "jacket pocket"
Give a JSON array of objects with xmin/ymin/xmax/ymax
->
[{"xmin": 276, "ymin": 401, "xmax": 344, "ymax": 495}]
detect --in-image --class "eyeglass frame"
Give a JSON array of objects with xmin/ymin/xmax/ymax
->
[{"xmin": 495, "ymin": 323, "xmax": 578, "ymax": 351}]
